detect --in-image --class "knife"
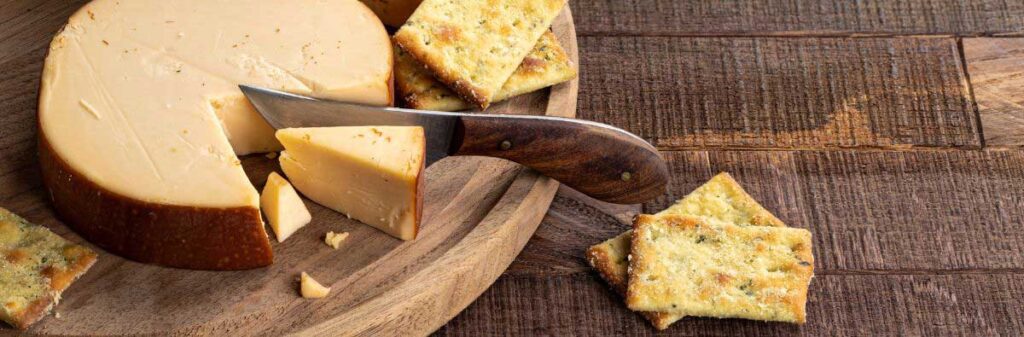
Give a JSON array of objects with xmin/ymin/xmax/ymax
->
[{"xmin": 240, "ymin": 85, "xmax": 669, "ymax": 204}]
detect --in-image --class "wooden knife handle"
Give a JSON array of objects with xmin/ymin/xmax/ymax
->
[{"xmin": 450, "ymin": 115, "xmax": 669, "ymax": 204}]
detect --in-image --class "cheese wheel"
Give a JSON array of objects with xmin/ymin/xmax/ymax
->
[{"xmin": 38, "ymin": 0, "xmax": 393, "ymax": 270}]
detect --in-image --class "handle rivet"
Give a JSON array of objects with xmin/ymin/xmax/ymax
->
[
  {"xmin": 500, "ymin": 140, "xmax": 513, "ymax": 150},
  {"xmin": 621, "ymin": 172, "xmax": 632, "ymax": 181}
]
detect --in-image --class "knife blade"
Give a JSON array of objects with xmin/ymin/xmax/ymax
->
[{"xmin": 240, "ymin": 85, "xmax": 668, "ymax": 204}]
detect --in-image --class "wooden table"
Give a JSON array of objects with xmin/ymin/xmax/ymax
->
[
  {"xmin": 431, "ymin": 2, "xmax": 1024, "ymax": 336},
  {"xmin": 4, "ymin": 1, "xmax": 1024, "ymax": 336}
]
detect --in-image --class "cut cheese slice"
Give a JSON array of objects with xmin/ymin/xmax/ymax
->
[
  {"xmin": 277, "ymin": 127, "xmax": 425, "ymax": 241},
  {"xmin": 38, "ymin": 0, "xmax": 393, "ymax": 270},
  {"xmin": 261, "ymin": 172, "xmax": 312, "ymax": 243}
]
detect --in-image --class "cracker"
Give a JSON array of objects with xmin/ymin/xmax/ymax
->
[
  {"xmin": 393, "ymin": 0, "xmax": 568, "ymax": 108},
  {"xmin": 0, "ymin": 208, "xmax": 97, "ymax": 329},
  {"xmin": 586, "ymin": 231, "xmax": 683, "ymax": 330},
  {"xmin": 626, "ymin": 214, "xmax": 814, "ymax": 324},
  {"xmin": 396, "ymin": 31, "xmax": 576, "ymax": 111},
  {"xmin": 658, "ymin": 172, "xmax": 786, "ymax": 228}
]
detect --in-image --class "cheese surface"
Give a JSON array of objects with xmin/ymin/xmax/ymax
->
[
  {"xmin": 261, "ymin": 172, "xmax": 312, "ymax": 243},
  {"xmin": 277, "ymin": 127, "xmax": 424, "ymax": 241},
  {"xmin": 38, "ymin": 0, "xmax": 392, "ymax": 269},
  {"xmin": 40, "ymin": 0, "xmax": 392, "ymax": 208}
]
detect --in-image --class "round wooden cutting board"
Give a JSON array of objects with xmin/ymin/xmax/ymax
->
[{"xmin": 0, "ymin": 6, "xmax": 578, "ymax": 337}]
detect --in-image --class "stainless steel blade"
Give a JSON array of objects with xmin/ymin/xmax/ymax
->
[{"xmin": 240, "ymin": 85, "xmax": 459, "ymax": 165}]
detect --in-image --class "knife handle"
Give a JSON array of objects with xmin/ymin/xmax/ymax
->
[{"xmin": 450, "ymin": 115, "xmax": 669, "ymax": 204}]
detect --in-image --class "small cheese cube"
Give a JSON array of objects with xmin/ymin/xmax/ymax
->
[{"xmin": 325, "ymin": 231, "xmax": 349, "ymax": 249}]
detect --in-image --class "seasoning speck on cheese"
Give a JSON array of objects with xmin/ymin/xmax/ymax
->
[
  {"xmin": 0, "ymin": 208, "xmax": 97, "ymax": 330},
  {"xmin": 393, "ymin": 0, "xmax": 568, "ymax": 108}
]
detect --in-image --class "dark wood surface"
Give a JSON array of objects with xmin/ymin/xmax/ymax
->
[{"xmin": 435, "ymin": 1, "xmax": 1024, "ymax": 336}]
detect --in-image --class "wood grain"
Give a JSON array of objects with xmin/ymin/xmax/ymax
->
[
  {"xmin": 963, "ymin": 38, "xmax": 1024, "ymax": 147},
  {"xmin": 0, "ymin": 4, "xmax": 578, "ymax": 336},
  {"xmin": 578, "ymin": 36, "xmax": 980, "ymax": 150},
  {"xmin": 435, "ymin": 273, "xmax": 1024, "ymax": 336},
  {"xmin": 439, "ymin": 148, "xmax": 1024, "ymax": 335},
  {"xmin": 573, "ymin": 0, "xmax": 1024, "ymax": 37}
]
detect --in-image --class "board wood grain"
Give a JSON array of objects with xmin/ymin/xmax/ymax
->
[
  {"xmin": 573, "ymin": 0, "xmax": 1024, "ymax": 37},
  {"xmin": 577, "ymin": 36, "xmax": 981, "ymax": 150},
  {"xmin": 963, "ymin": 38, "xmax": 1024, "ymax": 148},
  {"xmin": 0, "ymin": 4, "xmax": 579, "ymax": 336}
]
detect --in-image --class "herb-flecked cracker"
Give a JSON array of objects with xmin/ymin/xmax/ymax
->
[
  {"xmin": 586, "ymin": 173, "xmax": 787, "ymax": 329},
  {"xmin": 0, "ymin": 208, "xmax": 97, "ymax": 329},
  {"xmin": 586, "ymin": 230, "xmax": 683, "ymax": 330},
  {"xmin": 393, "ymin": 0, "xmax": 568, "ymax": 108},
  {"xmin": 626, "ymin": 214, "xmax": 814, "ymax": 324},
  {"xmin": 657, "ymin": 172, "xmax": 786, "ymax": 227},
  {"xmin": 396, "ymin": 31, "xmax": 576, "ymax": 111}
]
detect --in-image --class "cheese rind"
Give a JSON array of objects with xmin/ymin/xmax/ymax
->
[
  {"xmin": 277, "ymin": 127, "xmax": 424, "ymax": 241},
  {"xmin": 261, "ymin": 172, "xmax": 312, "ymax": 243},
  {"xmin": 360, "ymin": 0, "xmax": 422, "ymax": 27},
  {"xmin": 38, "ymin": 0, "xmax": 392, "ymax": 269}
]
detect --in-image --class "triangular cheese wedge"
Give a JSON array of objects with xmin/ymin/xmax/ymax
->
[
  {"xmin": 261, "ymin": 172, "xmax": 312, "ymax": 242},
  {"xmin": 276, "ymin": 127, "xmax": 425, "ymax": 240}
]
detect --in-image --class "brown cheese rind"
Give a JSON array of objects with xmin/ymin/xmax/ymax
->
[
  {"xmin": 396, "ymin": 31, "xmax": 576, "ymax": 111},
  {"xmin": 393, "ymin": 0, "xmax": 568, "ymax": 108},
  {"xmin": 360, "ymin": 0, "xmax": 423, "ymax": 27},
  {"xmin": 0, "ymin": 208, "xmax": 98, "ymax": 330},
  {"xmin": 39, "ymin": 137, "xmax": 273, "ymax": 270},
  {"xmin": 626, "ymin": 214, "xmax": 814, "ymax": 324}
]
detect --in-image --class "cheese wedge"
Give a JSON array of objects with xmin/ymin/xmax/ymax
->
[
  {"xmin": 261, "ymin": 172, "xmax": 312, "ymax": 243},
  {"xmin": 38, "ymin": 0, "xmax": 393, "ymax": 270},
  {"xmin": 277, "ymin": 127, "xmax": 425, "ymax": 241},
  {"xmin": 300, "ymin": 272, "xmax": 331, "ymax": 299}
]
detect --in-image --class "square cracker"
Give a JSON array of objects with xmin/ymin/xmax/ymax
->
[
  {"xmin": 587, "ymin": 230, "xmax": 683, "ymax": 330},
  {"xmin": 587, "ymin": 173, "xmax": 787, "ymax": 329},
  {"xmin": 657, "ymin": 172, "xmax": 786, "ymax": 227},
  {"xmin": 393, "ymin": 0, "xmax": 568, "ymax": 108},
  {"xmin": 396, "ymin": 31, "xmax": 576, "ymax": 111},
  {"xmin": 0, "ymin": 208, "xmax": 97, "ymax": 329},
  {"xmin": 626, "ymin": 214, "xmax": 814, "ymax": 324}
]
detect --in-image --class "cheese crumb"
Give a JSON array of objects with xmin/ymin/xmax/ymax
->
[
  {"xmin": 325, "ymin": 231, "xmax": 349, "ymax": 249},
  {"xmin": 300, "ymin": 272, "xmax": 331, "ymax": 299}
]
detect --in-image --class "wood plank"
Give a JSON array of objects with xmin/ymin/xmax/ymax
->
[
  {"xmin": 963, "ymin": 38, "xmax": 1024, "ymax": 147},
  {"xmin": 578, "ymin": 37, "xmax": 980, "ymax": 150},
  {"xmin": 507, "ymin": 150, "xmax": 1024, "ymax": 278},
  {"xmin": 434, "ymin": 273, "xmax": 1024, "ymax": 336},
  {"xmin": 0, "ymin": 0, "xmax": 86, "ymax": 65},
  {"xmin": 573, "ymin": 0, "xmax": 1024, "ymax": 37}
]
